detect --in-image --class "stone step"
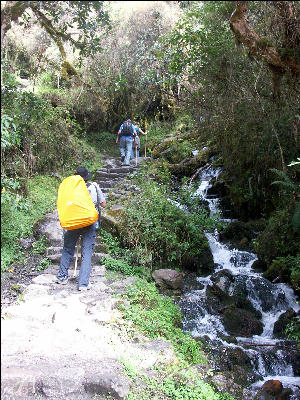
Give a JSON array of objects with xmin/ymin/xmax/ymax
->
[
  {"xmin": 46, "ymin": 243, "xmax": 108, "ymax": 256},
  {"xmin": 107, "ymin": 167, "xmax": 135, "ymax": 174},
  {"xmin": 96, "ymin": 181, "xmax": 119, "ymax": 189},
  {"xmin": 96, "ymin": 172, "xmax": 124, "ymax": 179},
  {"xmin": 43, "ymin": 264, "xmax": 106, "ymax": 276},
  {"xmin": 48, "ymin": 252, "xmax": 109, "ymax": 265}
]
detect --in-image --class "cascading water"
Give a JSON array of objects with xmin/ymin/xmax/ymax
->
[{"xmin": 179, "ymin": 163, "xmax": 300, "ymax": 398}]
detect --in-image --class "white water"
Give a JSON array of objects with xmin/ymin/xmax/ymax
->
[{"xmin": 180, "ymin": 164, "xmax": 300, "ymax": 395}]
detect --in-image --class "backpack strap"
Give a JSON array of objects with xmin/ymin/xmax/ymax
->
[{"xmin": 87, "ymin": 182, "xmax": 102, "ymax": 228}]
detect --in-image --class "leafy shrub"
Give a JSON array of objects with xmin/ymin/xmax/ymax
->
[
  {"xmin": 119, "ymin": 176, "xmax": 215, "ymax": 270},
  {"xmin": 285, "ymin": 316, "xmax": 300, "ymax": 342},
  {"xmin": 257, "ymin": 207, "xmax": 300, "ymax": 265},
  {"xmin": 1, "ymin": 175, "xmax": 59, "ymax": 271},
  {"xmin": 103, "ymin": 256, "xmax": 144, "ymax": 277},
  {"xmin": 122, "ymin": 279, "xmax": 206, "ymax": 364},
  {"xmin": 1, "ymin": 72, "xmax": 98, "ymax": 177},
  {"xmin": 263, "ymin": 255, "xmax": 300, "ymax": 293}
]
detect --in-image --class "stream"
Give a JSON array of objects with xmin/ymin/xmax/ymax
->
[{"xmin": 178, "ymin": 164, "xmax": 300, "ymax": 398}]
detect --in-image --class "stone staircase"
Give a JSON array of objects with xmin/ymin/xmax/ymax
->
[{"xmin": 94, "ymin": 157, "xmax": 146, "ymax": 198}]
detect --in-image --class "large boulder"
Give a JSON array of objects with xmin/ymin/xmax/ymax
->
[
  {"xmin": 152, "ymin": 269, "xmax": 183, "ymax": 290},
  {"xmin": 222, "ymin": 306, "xmax": 263, "ymax": 337},
  {"xmin": 254, "ymin": 379, "xmax": 293, "ymax": 400},
  {"xmin": 101, "ymin": 205, "xmax": 124, "ymax": 235}
]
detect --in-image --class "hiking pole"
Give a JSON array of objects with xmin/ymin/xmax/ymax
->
[
  {"xmin": 144, "ymin": 119, "xmax": 147, "ymax": 158},
  {"xmin": 74, "ymin": 239, "xmax": 79, "ymax": 277},
  {"xmin": 135, "ymin": 144, "xmax": 138, "ymax": 166}
]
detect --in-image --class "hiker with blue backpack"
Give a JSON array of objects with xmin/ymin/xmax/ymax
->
[
  {"xmin": 116, "ymin": 119, "xmax": 137, "ymax": 166},
  {"xmin": 131, "ymin": 121, "xmax": 147, "ymax": 160},
  {"xmin": 54, "ymin": 167, "xmax": 106, "ymax": 291}
]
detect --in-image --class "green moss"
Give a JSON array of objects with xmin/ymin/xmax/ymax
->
[{"xmin": 61, "ymin": 61, "xmax": 77, "ymax": 79}]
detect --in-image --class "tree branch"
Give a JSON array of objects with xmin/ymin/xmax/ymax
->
[{"xmin": 229, "ymin": 1, "xmax": 299, "ymax": 93}]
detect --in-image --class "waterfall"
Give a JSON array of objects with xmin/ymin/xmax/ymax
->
[{"xmin": 179, "ymin": 163, "xmax": 300, "ymax": 397}]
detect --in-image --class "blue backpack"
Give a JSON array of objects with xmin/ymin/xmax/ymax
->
[{"xmin": 122, "ymin": 121, "xmax": 134, "ymax": 136}]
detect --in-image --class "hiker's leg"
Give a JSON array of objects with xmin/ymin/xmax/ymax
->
[
  {"xmin": 120, "ymin": 136, "xmax": 126, "ymax": 160},
  {"xmin": 137, "ymin": 148, "xmax": 140, "ymax": 158},
  {"xmin": 124, "ymin": 137, "xmax": 133, "ymax": 165},
  {"xmin": 78, "ymin": 223, "xmax": 97, "ymax": 288},
  {"xmin": 130, "ymin": 145, "xmax": 135, "ymax": 159},
  {"xmin": 57, "ymin": 229, "xmax": 80, "ymax": 279}
]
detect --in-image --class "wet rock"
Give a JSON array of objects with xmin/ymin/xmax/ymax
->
[
  {"xmin": 207, "ymin": 180, "xmax": 229, "ymax": 198},
  {"xmin": 252, "ymin": 259, "xmax": 268, "ymax": 272},
  {"xmin": 223, "ymin": 305, "xmax": 263, "ymax": 336},
  {"xmin": 248, "ymin": 276, "xmax": 285, "ymax": 313},
  {"xmin": 220, "ymin": 346, "xmax": 253, "ymax": 372},
  {"xmin": 220, "ymin": 335, "xmax": 238, "ymax": 344},
  {"xmin": 152, "ymin": 269, "xmax": 183, "ymax": 290},
  {"xmin": 182, "ymin": 273, "xmax": 205, "ymax": 292},
  {"xmin": 253, "ymin": 379, "xmax": 292, "ymax": 400},
  {"xmin": 206, "ymin": 284, "xmax": 232, "ymax": 315},
  {"xmin": 181, "ymin": 246, "xmax": 214, "ymax": 274},
  {"xmin": 210, "ymin": 269, "xmax": 235, "ymax": 293},
  {"xmin": 273, "ymin": 309, "xmax": 297, "ymax": 338}
]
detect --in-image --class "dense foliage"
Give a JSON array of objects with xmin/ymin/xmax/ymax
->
[{"xmin": 1, "ymin": 0, "xmax": 299, "ymax": 325}]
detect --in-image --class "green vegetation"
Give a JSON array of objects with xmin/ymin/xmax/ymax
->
[
  {"xmin": 120, "ymin": 280, "xmax": 235, "ymax": 400},
  {"xmin": 285, "ymin": 317, "xmax": 300, "ymax": 342},
  {"xmin": 1, "ymin": 1, "xmax": 299, "ymax": 396},
  {"xmin": 121, "ymin": 279, "xmax": 205, "ymax": 364},
  {"xmin": 1, "ymin": 175, "xmax": 59, "ymax": 271},
  {"xmin": 125, "ymin": 362, "xmax": 234, "ymax": 400},
  {"xmin": 119, "ymin": 176, "xmax": 214, "ymax": 271}
]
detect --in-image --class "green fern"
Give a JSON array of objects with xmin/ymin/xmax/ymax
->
[{"xmin": 270, "ymin": 168, "xmax": 300, "ymax": 193}]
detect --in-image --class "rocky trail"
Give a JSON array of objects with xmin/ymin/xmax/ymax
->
[{"xmin": 1, "ymin": 157, "xmax": 178, "ymax": 400}]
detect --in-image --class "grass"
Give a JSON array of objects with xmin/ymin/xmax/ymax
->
[
  {"xmin": 1, "ymin": 175, "xmax": 59, "ymax": 271},
  {"xmin": 119, "ymin": 279, "xmax": 236, "ymax": 400}
]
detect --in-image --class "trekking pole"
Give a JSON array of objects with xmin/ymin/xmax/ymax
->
[
  {"xmin": 144, "ymin": 119, "xmax": 147, "ymax": 157},
  {"xmin": 74, "ymin": 239, "xmax": 79, "ymax": 277},
  {"xmin": 135, "ymin": 144, "xmax": 138, "ymax": 166}
]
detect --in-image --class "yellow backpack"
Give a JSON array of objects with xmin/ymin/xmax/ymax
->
[{"xmin": 57, "ymin": 175, "xmax": 98, "ymax": 230}]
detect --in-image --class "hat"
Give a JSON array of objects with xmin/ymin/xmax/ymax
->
[{"xmin": 75, "ymin": 167, "xmax": 92, "ymax": 181}]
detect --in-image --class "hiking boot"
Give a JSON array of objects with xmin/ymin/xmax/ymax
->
[
  {"xmin": 121, "ymin": 156, "xmax": 125, "ymax": 162},
  {"xmin": 78, "ymin": 284, "xmax": 91, "ymax": 291},
  {"xmin": 53, "ymin": 276, "xmax": 68, "ymax": 285}
]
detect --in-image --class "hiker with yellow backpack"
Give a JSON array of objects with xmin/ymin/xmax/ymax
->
[{"xmin": 54, "ymin": 167, "xmax": 106, "ymax": 291}]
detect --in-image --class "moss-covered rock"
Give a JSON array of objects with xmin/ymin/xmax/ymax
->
[
  {"xmin": 273, "ymin": 309, "xmax": 297, "ymax": 338},
  {"xmin": 169, "ymin": 149, "xmax": 211, "ymax": 177},
  {"xmin": 223, "ymin": 305, "xmax": 263, "ymax": 337},
  {"xmin": 181, "ymin": 246, "xmax": 214, "ymax": 275},
  {"xmin": 101, "ymin": 206, "xmax": 124, "ymax": 235}
]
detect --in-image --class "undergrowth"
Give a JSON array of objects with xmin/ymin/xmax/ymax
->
[
  {"xmin": 1, "ymin": 175, "xmax": 59, "ymax": 271},
  {"xmin": 120, "ymin": 279, "xmax": 235, "ymax": 400}
]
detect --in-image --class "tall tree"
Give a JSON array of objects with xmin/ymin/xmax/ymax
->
[
  {"xmin": 229, "ymin": 1, "xmax": 300, "ymax": 98},
  {"xmin": 1, "ymin": 1, "xmax": 110, "ymax": 77}
]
